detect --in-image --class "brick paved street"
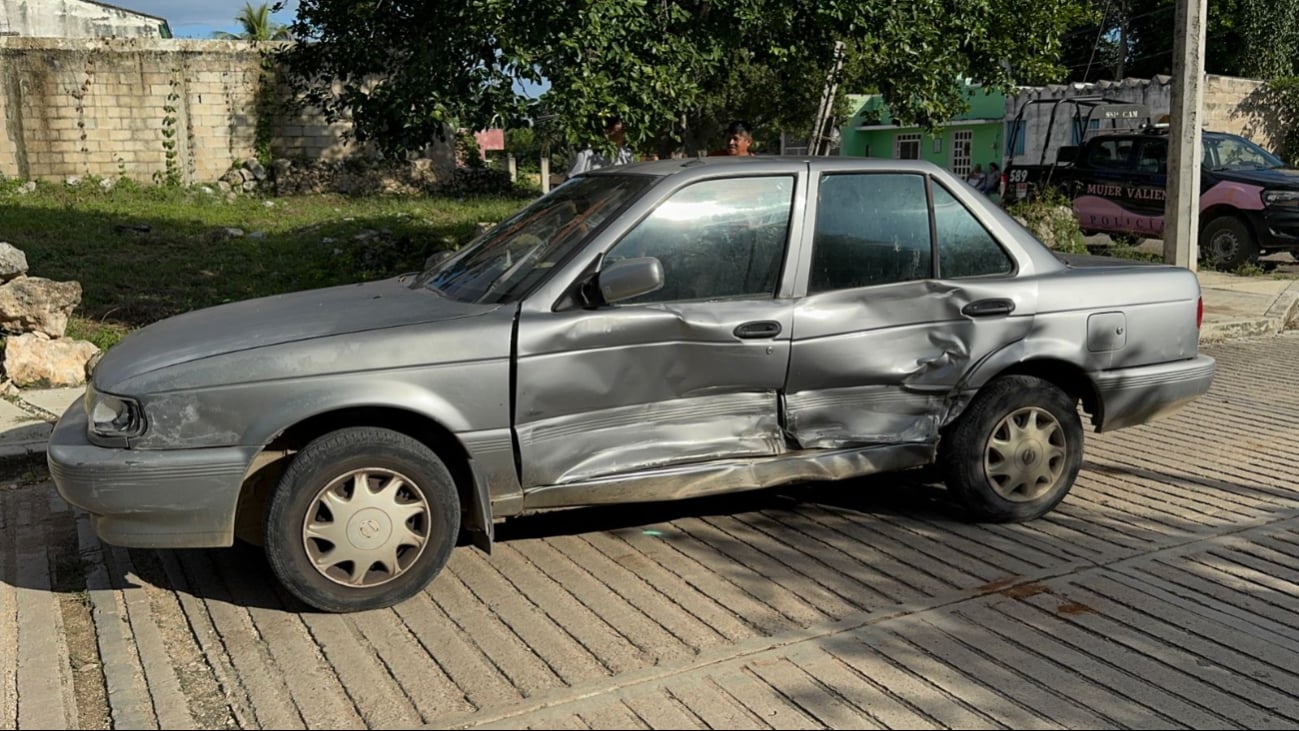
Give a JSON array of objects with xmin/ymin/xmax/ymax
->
[{"xmin": 4, "ymin": 335, "xmax": 1299, "ymax": 729}]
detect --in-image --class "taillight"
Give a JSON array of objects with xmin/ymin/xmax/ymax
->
[{"xmin": 1196, "ymin": 296, "xmax": 1203, "ymax": 329}]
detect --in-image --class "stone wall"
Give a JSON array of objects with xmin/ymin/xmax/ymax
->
[
  {"xmin": 1006, "ymin": 74, "xmax": 1280, "ymax": 166},
  {"xmin": 0, "ymin": 37, "xmax": 450, "ymax": 184}
]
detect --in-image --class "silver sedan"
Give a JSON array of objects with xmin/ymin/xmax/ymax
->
[{"xmin": 50, "ymin": 157, "xmax": 1215, "ymax": 612}]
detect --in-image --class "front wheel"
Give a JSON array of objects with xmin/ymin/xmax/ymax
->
[
  {"xmin": 939, "ymin": 375, "xmax": 1084, "ymax": 522},
  {"xmin": 1199, "ymin": 216, "xmax": 1258, "ymax": 270},
  {"xmin": 265, "ymin": 427, "xmax": 460, "ymax": 612}
]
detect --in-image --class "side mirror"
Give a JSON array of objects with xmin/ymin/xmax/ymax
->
[{"xmin": 598, "ymin": 257, "xmax": 664, "ymax": 304}]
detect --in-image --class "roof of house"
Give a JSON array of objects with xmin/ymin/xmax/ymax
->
[{"xmin": 76, "ymin": 0, "xmax": 169, "ymax": 23}]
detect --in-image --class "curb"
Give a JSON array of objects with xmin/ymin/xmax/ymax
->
[
  {"xmin": 0, "ymin": 391, "xmax": 58, "ymax": 470},
  {"xmin": 0, "ymin": 443, "xmax": 50, "ymax": 477},
  {"xmin": 1199, "ymin": 280, "xmax": 1299, "ymax": 343}
]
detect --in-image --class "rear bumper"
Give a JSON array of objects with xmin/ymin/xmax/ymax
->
[
  {"xmin": 1094, "ymin": 355, "xmax": 1215, "ymax": 432},
  {"xmin": 47, "ymin": 402, "xmax": 258, "ymax": 548}
]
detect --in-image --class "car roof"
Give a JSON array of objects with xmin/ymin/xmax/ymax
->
[
  {"xmin": 1088, "ymin": 128, "xmax": 1234, "ymax": 141},
  {"xmin": 582, "ymin": 156, "xmax": 953, "ymax": 179}
]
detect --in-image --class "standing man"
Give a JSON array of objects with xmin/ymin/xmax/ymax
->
[
  {"xmin": 710, "ymin": 120, "xmax": 756, "ymax": 156},
  {"xmin": 569, "ymin": 116, "xmax": 634, "ymax": 177}
]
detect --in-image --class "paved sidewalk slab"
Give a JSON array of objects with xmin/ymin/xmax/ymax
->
[
  {"xmin": 0, "ymin": 397, "xmax": 51, "ymax": 459},
  {"xmin": 1199, "ymin": 277, "xmax": 1299, "ymax": 342},
  {"xmin": 18, "ymin": 387, "xmax": 82, "ymax": 420}
]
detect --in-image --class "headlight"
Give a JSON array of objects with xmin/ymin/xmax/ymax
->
[
  {"xmin": 84, "ymin": 387, "xmax": 146, "ymax": 438},
  {"xmin": 1262, "ymin": 190, "xmax": 1299, "ymax": 209}
]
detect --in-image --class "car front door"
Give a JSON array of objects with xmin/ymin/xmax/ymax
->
[
  {"xmin": 784, "ymin": 169, "xmax": 1037, "ymax": 448},
  {"xmin": 513, "ymin": 174, "xmax": 802, "ymax": 489}
]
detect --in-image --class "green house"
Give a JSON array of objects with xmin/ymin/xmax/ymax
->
[{"xmin": 839, "ymin": 84, "xmax": 1008, "ymax": 181}]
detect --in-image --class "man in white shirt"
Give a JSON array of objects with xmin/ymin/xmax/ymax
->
[{"xmin": 569, "ymin": 117, "xmax": 634, "ymax": 177}]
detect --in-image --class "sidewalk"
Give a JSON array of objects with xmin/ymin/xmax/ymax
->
[
  {"xmin": 1, "ymin": 269, "xmax": 1296, "ymax": 462},
  {"xmin": 1196, "ymin": 270, "xmax": 1299, "ymax": 341}
]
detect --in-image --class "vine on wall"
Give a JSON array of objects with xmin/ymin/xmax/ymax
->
[
  {"xmin": 67, "ymin": 51, "xmax": 96, "ymax": 165},
  {"xmin": 254, "ymin": 53, "xmax": 279, "ymax": 166},
  {"xmin": 156, "ymin": 70, "xmax": 182, "ymax": 186}
]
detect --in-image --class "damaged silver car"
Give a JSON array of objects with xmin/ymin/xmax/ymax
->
[{"xmin": 49, "ymin": 157, "xmax": 1215, "ymax": 612}]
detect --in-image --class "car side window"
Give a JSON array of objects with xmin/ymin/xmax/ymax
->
[
  {"xmin": 809, "ymin": 173, "xmax": 931, "ymax": 292},
  {"xmin": 1137, "ymin": 139, "xmax": 1167, "ymax": 174},
  {"xmin": 604, "ymin": 176, "xmax": 794, "ymax": 304},
  {"xmin": 932, "ymin": 184, "xmax": 1014, "ymax": 278},
  {"xmin": 1087, "ymin": 139, "xmax": 1136, "ymax": 170}
]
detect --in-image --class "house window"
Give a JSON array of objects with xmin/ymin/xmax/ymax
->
[
  {"xmin": 1005, "ymin": 121, "xmax": 1025, "ymax": 156},
  {"xmin": 894, "ymin": 133, "xmax": 921, "ymax": 160},
  {"xmin": 951, "ymin": 130, "xmax": 973, "ymax": 177}
]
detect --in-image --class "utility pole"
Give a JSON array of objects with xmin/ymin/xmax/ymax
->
[{"xmin": 1163, "ymin": 0, "xmax": 1207, "ymax": 269}]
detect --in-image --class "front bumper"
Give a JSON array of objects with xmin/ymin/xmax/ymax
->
[
  {"xmin": 47, "ymin": 402, "xmax": 260, "ymax": 548},
  {"xmin": 1247, "ymin": 209, "xmax": 1299, "ymax": 250},
  {"xmin": 1094, "ymin": 355, "xmax": 1215, "ymax": 433}
]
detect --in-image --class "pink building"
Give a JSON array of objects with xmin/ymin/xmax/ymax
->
[{"xmin": 473, "ymin": 128, "xmax": 506, "ymax": 159}]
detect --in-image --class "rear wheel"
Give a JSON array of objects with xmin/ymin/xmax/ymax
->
[
  {"xmin": 1200, "ymin": 216, "xmax": 1258, "ymax": 270},
  {"xmin": 265, "ymin": 427, "xmax": 460, "ymax": 612},
  {"xmin": 940, "ymin": 376, "xmax": 1084, "ymax": 522}
]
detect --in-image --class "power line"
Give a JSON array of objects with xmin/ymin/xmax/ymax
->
[
  {"xmin": 1061, "ymin": 3, "xmax": 1177, "ymax": 39},
  {"xmin": 1063, "ymin": 30, "xmax": 1235, "ymax": 73},
  {"xmin": 1082, "ymin": 0, "xmax": 1114, "ymax": 82}
]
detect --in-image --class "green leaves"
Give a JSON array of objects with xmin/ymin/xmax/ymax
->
[
  {"xmin": 280, "ymin": 0, "xmax": 1089, "ymax": 157},
  {"xmin": 215, "ymin": 2, "xmax": 292, "ymax": 41}
]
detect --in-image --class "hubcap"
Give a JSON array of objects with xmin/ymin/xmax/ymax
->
[
  {"xmin": 1211, "ymin": 230, "xmax": 1239, "ymax": 264},
  {"xmin": 983, "ymin": 407, "xmax": 1067, "ymax": 502},
  {"xmin": 301, "ymin": 468, "xmax": 430, "ymax": 588}
]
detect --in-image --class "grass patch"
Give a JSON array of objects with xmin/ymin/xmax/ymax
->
[
  {"xmin": 1, "ymin": 179, "xmax": 528, "ymax": 339},
  {"xmin": 1105, "ymin": 243, "xmax": 1163, "ymax": 263},
  {"xmin": 1004, "ymin": 188, "xmax": 1088, "ymax": 255},
  {"xmin": 1229, "ymin": 262, "xmax": 1269, "ymax": 277}
]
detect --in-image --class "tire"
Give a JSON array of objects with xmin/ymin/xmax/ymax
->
[
  {"xmin": 265, "ymin": 427, "xmax": 460, "ymax": 612},
  {"xmin": 939, "ymin": 375, "xmax": 1083, "ymax": 523},
  {"xmin": 1199, "ymin": 216, "xmax": 1258, "ymax": 271}
]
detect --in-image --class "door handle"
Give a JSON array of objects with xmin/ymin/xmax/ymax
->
[
  {"xmin": 733, "ymin": 320, "xmax": 782, "ymax": 339},
  {"xmin": 962, "ymin": 298, "xmax": 1015, "ymax": 317}
]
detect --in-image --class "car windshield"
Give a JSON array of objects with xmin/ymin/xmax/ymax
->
[
  {"xmin": 414, "ymin": 175, "xmax": 652, "ymax": 304},
  {"xmin": 1204, "ymin": 134, "xmax": 1285, "ymax": 171}
]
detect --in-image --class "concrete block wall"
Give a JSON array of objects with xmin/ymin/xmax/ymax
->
[
  {"xmin": 0, "ymin": 37, "xmax": 366, "ymax": 184},
  {"xmin": 1203, "ymin": 74, "xmax": 1273, "ymax": 145}
]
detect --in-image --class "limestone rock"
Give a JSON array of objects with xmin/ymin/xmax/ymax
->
[
  {"xmin": 0, "ymin": 276, "xmax": 82, "ymax": 338},
  {"xmin": 3, "ymin": 333, "xmax": 100, "ymax": 388},
  {"xmin": 0, "ymin": 243, "xmax": 29, "ymax": 283}
]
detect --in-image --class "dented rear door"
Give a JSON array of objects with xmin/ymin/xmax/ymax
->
[{"xmin": 784, "ymin": 170, "xmax": 1036, "ymax": 448}]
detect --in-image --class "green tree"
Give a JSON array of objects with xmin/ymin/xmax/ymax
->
[
  {"xmin": 279, "ymin": 0, "xmax": 1090, "ymax": 159},
  {"xmin": 1235, "ymin": 0, "xmax": 1299, "ymax": 79},
  {"xmin": 1059, "ymin": 0, "xmax": 1299, "ymax": 82},
  {"xmin": 214, "ymin": 2, "xmax": 292, "ymax": 41}
]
